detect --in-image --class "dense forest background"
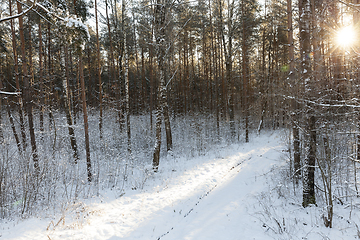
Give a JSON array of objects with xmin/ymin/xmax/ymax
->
[{"xmin": 1, "ymin": 0, "xmax": 360, "ymax": 229}]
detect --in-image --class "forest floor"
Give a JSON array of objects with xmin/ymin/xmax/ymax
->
[{"xmin": 1, "ymin": 131, "xmax": 359, "ymax": 239}]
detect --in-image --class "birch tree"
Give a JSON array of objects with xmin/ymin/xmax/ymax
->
[
  {"xmin": 300, "ymin": 0, "xmax": 316, "ymax": 208},
  {"xmin": 153, "ymin": 0, "xmax": 173, "ymax": 170}
]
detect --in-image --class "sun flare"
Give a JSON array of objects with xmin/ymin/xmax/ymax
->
[{"xmin": 336, "ymin": 26, "xmax": 356, "ymax": 48}]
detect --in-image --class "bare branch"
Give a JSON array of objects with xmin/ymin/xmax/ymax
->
[{"xmin": 337, "ymin": 0, "xmax": 360, "ymax": 12}]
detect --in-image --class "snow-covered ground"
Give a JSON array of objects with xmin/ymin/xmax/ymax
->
[{"xmin": 2, "ymin": 131, "xmax": 360, "ymax": 240}]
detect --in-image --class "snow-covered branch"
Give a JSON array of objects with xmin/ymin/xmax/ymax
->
[
  {"xmin": 0, "ymin": 0, "xmax": 36, "ymax": 23},
  {"xmin": 35, "ymin": 2, "xmax": 66, "ymax": 22},
  {"xmin": 283, "ymin": 95, "xmax": 360, "ymax": 108},
  {"xmin": 0, "ymin": 90, "xmax": 21, "ymax": 95}
]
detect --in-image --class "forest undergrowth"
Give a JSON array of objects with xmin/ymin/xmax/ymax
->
[
  {"xmin": 0, "ymin": 108, "xmax": 249, "ymax": 221},
  {"xmin": 253, "ymin": 130, "xmax": 360, "ymax": 239}
]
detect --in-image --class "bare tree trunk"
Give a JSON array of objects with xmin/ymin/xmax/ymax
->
[
  {"xmin": 353, "ymin": 1, "xmax": 360, "ymax": 160},
  {"xmin": 160, "ymin": 3, "xmax": 172, "ymax": 153},
  {"xmin": 153, "ymin": 97, "xmax": 162, "ymax": 171},
  {"xmin": 39, "ymin": 21, "xmax": 45, "ymax": 135},
  {"xmin": 94, "ymin": 0, "xmax": 103, "ymax": 139},
  {"xmin": 208, "ymin": 0, "xmax": 220, "ymax": 138},
  {"xmin": 27, "ymin": 24, "xmax": 35, "ymax": 87},
  {"xmin": 300, "ymin": 0, "xmax": 316, "ymax": 208},
  {"xmin": 241, "ymin": 0, "xmax": 249, "ymax": 143},
  {"xmin": 141, "ymin": 47, "xmax": 146, "ymax": 111},
  {"xmin": 72, "ymin": 0, "xmax": 91, "ymax": 181},
  {"xmin": 0, "ymin": 77, "xmax": 4, "ymax": 142},
  {"xmin": 47, "ymin": 23, "xmax": 56, "ymax": 131},
  {"xmin": 323, "ymin": 134, "xmax": 333, "ymax": 228},
  {"xmin": 79, "ymin": 57, "xmax": 92, "ymax": 182},
  {"xmin": 222, "ymin": 0, "xmax": 235, "ymax": 140},
  {"xmin": 303, "ymin": 115, "xmax": 316, "ymax": 207},
  {"xmin": 124, "ymin": 35, "xmax": 131, "ymax": 155},
  {"xmin": 3, "ymin": 45, "xmax": 20, "ymax": 150},
  {"xmin": 64, "ymin": 44, "xmax": 79, "ymax": 162},
  {"xmin": 105, "ymin": 0, "xmax": 116, "ymax": 90},
  {"xmin": 7, "ymin": 103, "xmax": 22, "ymax": 154},
  {"xmin": 17, "ymin": 1, "xmax": 40, "ymax": 173},
  {"xmin": 164, "ymin": 94, "xmax": 172, "ymax": 152},
  {"xmin": 150, "ymin": 38, "xmax": 154, "ymax": 130},
  {"xmin": 288, "ymin": 0, "xmax": 301, "ymax": 182},
  {"xmin": 9, "ymin": 0, "xmax": 27, "ymax": 152},
  {"xmin": 153, "ymin": 0, "xmax": 172, "ymax": 170}
]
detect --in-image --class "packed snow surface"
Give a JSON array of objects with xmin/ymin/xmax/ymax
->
[{"xmin": 0, "ymin": 132, "xmax": 297, "ymax": 239}]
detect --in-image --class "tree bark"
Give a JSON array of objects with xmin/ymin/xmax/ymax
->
[
  {"xmin": 39, "ymin": 20, "xmax": 45, "ymax": 135},
  {"xmin": 124, "ymin": 35, "xmax": 132, "ymax": 155},
  {"xmin": 17, "ymin": 1, "xmax": 40, "ymax": 173},
  {"xmin": 9, "ymin": 0, "xmax": 27, "ymax": 153},
  {"xmin": 95, "ymin": 0, "xmax": 103, "ymax": 139},
  {"xmin": 0, "ymin": 77, "xmax": 4, "ymax": 143},
  {"xmin": 7, "ymin": 103, "xmax": 22, "ymax": 154},
  {"xmin": 303, "ymin": 115, "xmax": 316, "ymax": 207},
  {"xmin": 153, "ymin": 0, "xmax": 172, "ymax": 170},
  {"xmin": 64, "ymin": 44, "xmax": 79, "ymax": 163},
  {"xmin": 150, "ymin": 35, "xmax": 154, "ymax": 130},
  {"xmin": 241, "ymin": 0, "xmax": 249, "ymax": 143},
  {"xmin": 222, "ymin": 0, "xmax": 235, "ymax": 140},
  {"xmin": 300, "ymin": 0, "xmax": 316, "ymax": 207},
  {"xmin": 79, "ymin": 57, "xmax": 92, "ymax": 182},
  {"xmin": 105, "ymin": 0, "xmax": 116, "ymax": 95},
  {"xmin": 288, "ymin": 0, "xmax": 301, "ymax": 182}
]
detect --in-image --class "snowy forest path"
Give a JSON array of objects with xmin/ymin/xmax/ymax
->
[
  {"xmin": 2, "ymin": 132, "xmax": 285, "ymax": 240},
  {"xmin": 103, "ymin": 132, "xmax": 284, "ymax": 240}
]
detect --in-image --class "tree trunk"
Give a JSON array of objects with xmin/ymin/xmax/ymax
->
[
  {"xmin": 7, "ymin": 103, "xmax": 22, "ymax": 154},
  {"xmin": 124, "ymin": 36, "xmax": 131, "ymax": 155},
  {"xmin": 95, "ymin": 0, "xmax": 103, "ymax": 139},
  {"xmin": 222, "ymin": 0, "xmax": 235, "ymax": 140},
  {"xmin": 39, "ymin": 21, "xmax": 45, "ymax": 135},
  {"xmin": 141, "ymin": 47, "xmax": 146, "ymax": 111},
  {"xmin": 105, "ymin": 0, "xmax": 116, "ymax": 96},
  {"xmin": 153, "ymin": 0, "xmax": 172, "ymax": 170},
  {"xmin": 17, "ymin": 1, "xmax": 40, "ymax": 173},
  {"xmin": 303, "ymin": 115, "xmax": 316, "ymax": 207},
  {"xmin": 150, "ymin": 37, "xmax": 154, "ymax": 130},
  {"xmin": 242, "ymin": 0, "xmax": 249, "ymax": 143},
  {"xmin": 9, "ymin": 0, "xmax": 26, "ymax": 153},
  {"xmin": 64, "ymin": 44, "xmax": 79, "ymax": 163},
  {"xmin": 300, "ymin": 0, "xmax": 316, "ymax": 208},
  {"xmin": 288, "ymin": 0, "xmax": 301, "ymax": 182},
  {"xmin": 354, "ymin": 2, "xmax": 360, "ymax": 156},
  {"xmin": 0, "ymin": 78, "xmax": 4, "ymax": 143},
  {"xmin": 164, "ymin": 95, "xmax": 172, "ymax": 152},
  {"xmin": 79, "ymin": 57, "xmax": 92, "ymax": 182}
]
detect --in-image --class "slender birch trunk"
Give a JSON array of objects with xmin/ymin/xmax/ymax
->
[
  {"xmin": 153, "ymin": 0, "xmax": 171, "ymax": 170},
  {"xmin": 124, "ymin": 35, "xmax": 131, "ymax": 155},
  {"xmin": 300, "ymin": 0, "xmax": 316, "ymax": 207},
  {"xmin": 288, "ymin": 0, "xmax": 301, "ymax": 182}
]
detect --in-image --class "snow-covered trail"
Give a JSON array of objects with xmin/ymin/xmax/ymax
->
[{"xmin": 1, "ymin": 132, "xmax": 285, "ymax": 240}]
